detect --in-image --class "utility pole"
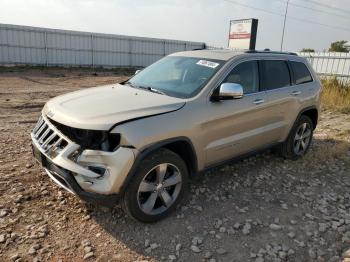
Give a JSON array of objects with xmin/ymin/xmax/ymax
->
[{"xmin": 280, "ymin": 0, "xmax": 290, "ymax": 51}]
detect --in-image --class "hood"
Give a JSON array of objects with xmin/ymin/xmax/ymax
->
[{"xmin": 43, "ymin": 84, "xmax": 185, "ymax": 130}]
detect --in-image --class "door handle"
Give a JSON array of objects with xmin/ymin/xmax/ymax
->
[
  {"xmin": 253, "ymin": 99, "xmax": 265, "ymax": 105},
  {"xmin": 291, "ymin": 91, "xmax": 301, "ymax": 96}
]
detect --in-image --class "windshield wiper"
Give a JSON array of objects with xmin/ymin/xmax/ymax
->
[
  {"xmin": 124, "ymin": 82, "xmax": 166, "ymax": 95},
  {"xmin": 146, "ymin": 87, "xmax": 166, "ymax": 95}
]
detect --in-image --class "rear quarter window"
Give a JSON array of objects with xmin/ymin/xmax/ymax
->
[{"xmin": 290, "ymin": 61, "xmax": 313, "ymax": 85}]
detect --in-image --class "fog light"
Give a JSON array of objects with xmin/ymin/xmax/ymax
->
[
  {"xmin": 69, "ymin": 149, "xmax": 82, "ymax": 162},
  {"xmin": 87, "ymin": 165, "xmax": 109, "ymax": 178}
]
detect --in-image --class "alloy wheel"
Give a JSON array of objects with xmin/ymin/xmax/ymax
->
[
  {"xmin": 137, "ymin": 163, "xmax": 182, "ymax": 215},
  {"xmin": 293, "ymin": 122, "xmax": 312, "ymax": 155}
]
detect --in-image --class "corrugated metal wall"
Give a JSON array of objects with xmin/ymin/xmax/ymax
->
[{"xmin": 0, "ymin": 23, "xmax": 205, "ymax": 67}]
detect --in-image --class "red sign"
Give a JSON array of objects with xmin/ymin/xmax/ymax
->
[{"xmin": 229, "ymin": 33, "xmax": 251, "ymax": 39}]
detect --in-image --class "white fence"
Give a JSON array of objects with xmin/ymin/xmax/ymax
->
[
  {"xmin": 0, "ymin": 23, "xmax": 205, "ymax": 68},
  {"xmin": 1, "ymin": 24, "xmax": 349, "ymax": 83},
  {"xmin": 299, "ymin": 52, "xmax": 350, "ymax": 84}
]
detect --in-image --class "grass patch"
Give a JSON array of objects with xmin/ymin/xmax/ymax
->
[
  {"xmin": 321, "ymin": 78, "xmax": 350, "ymax": 113},
  {"xmin": 309, "ymin": 137, "xmax": 350, "ymax": 163}
]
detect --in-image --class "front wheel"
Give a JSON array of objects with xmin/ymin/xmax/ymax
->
[
  {"xmin": 278, "ymin": 115, "xmax": 314, "ymax": 160},
  {"xmin": 122, "ymin": 149, "xmax": 189, "ymax": 223}
]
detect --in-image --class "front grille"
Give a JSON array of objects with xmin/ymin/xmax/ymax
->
[{"xmin": 32, "ymin": 115, "xmax": 68, "ymax": 154}]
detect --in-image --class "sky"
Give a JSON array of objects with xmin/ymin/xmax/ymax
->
[{"xmin": 0, "ymin": 0, "xmax": 349, "ymax": 52}]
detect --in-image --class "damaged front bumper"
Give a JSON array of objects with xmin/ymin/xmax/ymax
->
[
  {"xmin": 30, "ymin": 113, "xmax": 138, "ymax": 206},
  {"xmin": 43, "ymin": 161, "xmax": 119, "ymax": 206}
]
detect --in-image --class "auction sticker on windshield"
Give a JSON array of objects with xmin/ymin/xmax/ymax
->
[{"xmin": 196, "ymin": 60, "xmax": 219, "ymax": 69}]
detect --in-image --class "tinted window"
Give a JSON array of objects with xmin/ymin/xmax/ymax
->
[
  {"xmin": 290, "ymin": 61, "xmax": 313, "ymax": 85},
  {"xmin": 224, "ymin": 61, "xmax": 259, "ymax": 94},
  {"xmin": 261, "ymin": 60, "xmax": 291, "ymax": 90}
]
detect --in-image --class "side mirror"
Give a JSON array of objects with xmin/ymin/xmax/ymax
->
[
  {"xmin": 216, "ymin": 83, "xmax": 244, "ymax": 100},
  {"xmin": 135, "ymin": 69, "xmax": 142, "ymax": 75}
]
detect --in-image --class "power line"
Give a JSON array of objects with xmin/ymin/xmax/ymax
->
[
  {"xmin": 221, "ymin": 0, "xmax": 350, "ymax": 33},
  {"xmin": 285, "ymin": 1, "xmax": 350, "ymax": 20},
  {"xmin": 222, "ymin": 0, "xmax": 284, "ymax": 17},
  {"xmin": 300, "ymin": 0, "xmax": 350, "ymax": 15},
  {"xmin": 274, "ymin": 0, "xmax": 350, "ymax": 19},
  {"xmin": 288, "ymin": 14, "xmax": 350, "ymax": 33}
]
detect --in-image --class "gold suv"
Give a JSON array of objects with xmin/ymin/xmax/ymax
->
[{"xmin": 31, "ymin": 50, "xmax": 321, "ymax": 222}]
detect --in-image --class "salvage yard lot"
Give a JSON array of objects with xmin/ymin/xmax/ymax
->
[{"xmin": 0, "ymin": 67, "xmax": 349, "ymax": 262}]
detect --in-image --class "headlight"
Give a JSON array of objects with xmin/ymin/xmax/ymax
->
[{"xmin": 48, "ymin": 117, "xmax": 120, "ymax": 152}]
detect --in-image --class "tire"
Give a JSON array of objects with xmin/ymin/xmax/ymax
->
[
  {"xmin": 121, "ymin": 148, "xmax": 189, "ymax": 223},
  {"xmin": 278, "ymin": 115, "xmax": 314, "ymax": 160}
]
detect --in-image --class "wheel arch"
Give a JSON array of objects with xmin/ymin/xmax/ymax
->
[
  {"xmin": 282, "ymin": 106, "xmax": 318, "ymax": 146},
  {"xmin": 299, "ymin": 106, "xmax": 318, "ymax": 129},
  {"xmin": 119, "ymin": 137, "xmax": 198, "ymax": 194}
]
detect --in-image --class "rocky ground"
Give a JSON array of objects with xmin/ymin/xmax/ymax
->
[{"xmin": 0, "ymin": 67, "xmax": 349, "ymax": 262}]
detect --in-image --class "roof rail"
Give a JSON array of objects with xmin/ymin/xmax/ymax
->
[
  {"xmin": 245, "ymin": 50, "xmax": 298, "ymax": 56},
  {"xmin": 192, "ymin": 44, "xmax": 207, "ymax": 51}
]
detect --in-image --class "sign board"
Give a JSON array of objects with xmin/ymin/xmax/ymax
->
[{"xmin": 228, "ymin": 19, "xmax": 258, "ymax": 50}]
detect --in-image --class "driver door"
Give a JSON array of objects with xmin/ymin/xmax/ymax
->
[{"xmin": 203, "ymin": 60, "xmax": 269, "ymax": 166}]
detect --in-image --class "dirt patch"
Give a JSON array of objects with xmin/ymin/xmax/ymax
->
[{"xmin": 0, "ymin": 68, "xmax": 349, "ymax": 262}]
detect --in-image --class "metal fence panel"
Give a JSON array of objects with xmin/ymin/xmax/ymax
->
[
  {"xmin": 299, "ymin": 52, "xmax": 350, "ymax": 84},
  {"xmin": 165, "ymin": 41, "xmax": 189, "ymax": 54},
  {"xmin": 0, "ymin": 23, "xmax": 205, "ymax": 67}
]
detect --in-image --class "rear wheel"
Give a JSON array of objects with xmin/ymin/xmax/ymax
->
[
  {"xmin": 278, "ymin": 115, "xmax": 314, "ymax": 159},
  {"xmin": 122, "ymin": 149, "xmax": 189, "ymax": 223}
]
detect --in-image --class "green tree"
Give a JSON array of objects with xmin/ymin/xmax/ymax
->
[
  {"xmin": 329, "ymin": 40, "xmax": 349, "ymax": 52},
  {"xmin": 300, "ymin": 48, "xmax": 315, "ymax": 53}
]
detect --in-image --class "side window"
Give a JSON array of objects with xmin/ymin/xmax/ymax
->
[
  {"xmin": 224, "ymin": 61, "xmax": 259, "ymax": 94},
  {"xmin": 261, "ymin": 60, "xmax": 291, "ymax": 90},
  {"xmin": 290, "ymin": 61, "xmax": 313, "ymax": 85}
]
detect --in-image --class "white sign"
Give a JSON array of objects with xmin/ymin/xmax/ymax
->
[
  {"xmin": 196, "ymin": 60, "xmax": 219, "ymax": 69},
  {"xmin": 228, "ymin": 19, "xmax": 258, "ymax": 50}
]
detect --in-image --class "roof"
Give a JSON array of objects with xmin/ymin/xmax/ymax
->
[
  {"xmin": 170, "ymin": 49, "xmax": 244, "ymax": 61},
  {"xmin": 170, "ymin": 49, "xmax": 299, "ymax": 61}
]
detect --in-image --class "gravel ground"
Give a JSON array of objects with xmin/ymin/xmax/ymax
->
[{"xmin": 0, "ymin": 68, "xmax": 349, "ymax": 262}]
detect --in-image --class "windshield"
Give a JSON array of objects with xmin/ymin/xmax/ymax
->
[{"xmin": 125, "ymin": 56, "xmax": 224, "ymax": 98}]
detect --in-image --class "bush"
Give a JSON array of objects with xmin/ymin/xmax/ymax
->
[{"xmin": 321, "ymin": 78, "xmax": 350, "ymax": 113}]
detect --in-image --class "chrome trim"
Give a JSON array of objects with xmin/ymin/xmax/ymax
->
[
  {"xmin": 253, "ymin": 99, "xmax": 265, "ymax": 105},
  {"xmin": 31, "ymin": 114, "xmax": 103, "ymax": 178},
  {"xmin": 291, "ymin": 90, "xmax": 301, "ymax": 96},
  {"xmin": 31, "ymin": 114, "xmax": 70, "ymax": 154}
]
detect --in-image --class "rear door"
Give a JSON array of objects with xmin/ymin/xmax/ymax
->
[
  {"xmin": 259, "ymin": 59, "xmax": 300, "ymax": 144},
  {"xmin": 289, "ymin": 60, "xmax": 316, "ymax": 100}
]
